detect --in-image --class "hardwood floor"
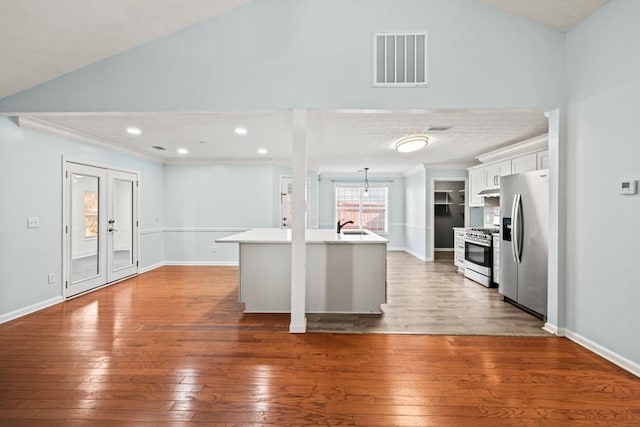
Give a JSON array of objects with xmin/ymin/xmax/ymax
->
[
  {"xmin": 1, "ymin": 265, "xmax": 639, "ymax": 425},
  {"xmin": 308, "ymin": 251, "xmax": 548, "ymax": 335}
]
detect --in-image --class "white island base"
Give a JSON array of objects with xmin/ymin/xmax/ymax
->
[{"xmin": 218, "ymin": 229, "xmax": 387, "ymax": 314}]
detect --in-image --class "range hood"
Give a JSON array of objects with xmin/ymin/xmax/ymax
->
[{"xmin": 477, "ymin": 188, "xmax": 500, "ymax": 198}]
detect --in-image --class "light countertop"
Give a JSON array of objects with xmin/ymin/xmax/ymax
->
[{"xmin": 216, "ymin": 228, "xmax": 388, "ymax": 244}]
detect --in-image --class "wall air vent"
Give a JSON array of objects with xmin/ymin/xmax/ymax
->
[
  {"xmin": 428, "ymin": 126, "xmax": 451, "ymax": 131},
  {"xmin": 373, "ymin": 32, "xmax": 428, "ymax": 87}
]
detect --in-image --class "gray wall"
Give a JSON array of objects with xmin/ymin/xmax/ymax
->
[{"xmin": 434, "ymin": 181, "xmax": 465, "ymax": 249}]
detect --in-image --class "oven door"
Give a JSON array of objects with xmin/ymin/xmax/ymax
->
[{"xmin": 464, "ymin": 240, "xmax": 492, "ymax": 270}]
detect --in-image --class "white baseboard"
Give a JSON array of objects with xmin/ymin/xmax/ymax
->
[
  {"xmin": 543, "ymin": 322, "xmax": 563, "ymax": 336},
  {"xmin": 386, "ymin": 247, "xmax": 405, "ymax": 251},
  {"xmin": 403, "ymin": 248, "xmax": 431, "ymax": 262},
  {"xmin": 139, "ymin": 262, "xmax": 165, "ymax": 274},
  {"xmin": 563, "ymin": 328, "xmax": 640, "ymax": 378},
  {"xmin": 0, "ymin": 296, "xmax": 64, "ymax": 324},
  {"xmin": 289, "ymin": 318, "xmax": 307, "ymax": 333},
  {"xmin": 165, "ymin": 261, "xmax": 239, "ymax": 267}
]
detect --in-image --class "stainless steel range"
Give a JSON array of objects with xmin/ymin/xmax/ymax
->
[{"xmin": 464, "ymin": 228, "xmax": 498, "ymax": 287}]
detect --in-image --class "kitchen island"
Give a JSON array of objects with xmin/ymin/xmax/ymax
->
[{"xmin": 217, "ymin": 228, "xmax": 387, "ymax": 313}]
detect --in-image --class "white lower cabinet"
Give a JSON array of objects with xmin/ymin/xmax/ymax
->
[
  {"xmin": 492, "ymin": 234, "xmax": 500, "ymax": 285},
  {"xmin": 454, "ymin": 228, "xmax": 466, "ymax": 272}
]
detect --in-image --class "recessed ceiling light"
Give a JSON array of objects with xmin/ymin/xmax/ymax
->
[
  {"xmin": 126, "ymin": 127, "xmax": 141, "ymax": 135},
  {"xmin": 394, "ymin": 135, "xmax": 429, "ymax": 153},
  {"xmin": 234, "ymin": 127, "xmax": 248, "ymax": 135},
  {"xmin": 257, "ymin": 148, "xmax": 268, "ymax": 155},
  {"xmin": 177, "ymin": 148, "xmax": 189, "ymax": 155}
]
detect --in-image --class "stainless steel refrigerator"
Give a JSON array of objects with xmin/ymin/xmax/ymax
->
[{"xmin": 499, "ymin": 170, "xmax": 549, "ymax": 317}]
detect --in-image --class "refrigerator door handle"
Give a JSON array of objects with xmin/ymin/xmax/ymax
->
[{"xmin": 512, "ymin": 194, "xmax": 522, "ymax": 264}]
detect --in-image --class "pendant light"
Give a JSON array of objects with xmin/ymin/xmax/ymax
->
[{"xmin": 363, "ymin": 167, "xmax": 369, "ymax": 197}]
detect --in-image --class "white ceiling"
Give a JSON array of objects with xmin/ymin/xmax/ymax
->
[
  {"xmin": 0, "ymin": 0, "xmax": 251, "ymax": 99},
  {"xmin": 27, "ymin": 109, "xmax": 548, "ymax": 173},
  {"xmin": 479, "ymin": 0, "xmax": 609, "ymax": 31}
]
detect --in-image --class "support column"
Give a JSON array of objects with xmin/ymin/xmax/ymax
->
[{"xmin": 289, "ymin": 109, "xmax": 307, "ymax": 333}]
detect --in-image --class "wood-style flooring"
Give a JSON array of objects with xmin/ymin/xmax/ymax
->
[
  {"xmin": 308, "ymin": 251, "xmax": 548, "ymax": 335},
  {"xmin": 1, "ymin": 264, "xmax": 639, "ymax": 425}
]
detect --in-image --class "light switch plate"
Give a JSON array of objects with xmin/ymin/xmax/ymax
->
[
  {"xmin": 27, "ymin": 217, "xmax": 40, "ymax": 228},
  {"xmin": 619, "ymin": 180, "xmax": 637, "ymax": 195}
]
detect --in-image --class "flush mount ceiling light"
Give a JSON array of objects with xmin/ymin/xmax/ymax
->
[
  {"xmin": 257, "ymin": 148, "xmax": 268, "ymax": 155},
  {"xmin": 234, "ymin": 127, "xmax": 248, "ymax": 135},
  {"xmin": 394, "ymin": 134, "xmax": 429, "ymax": 153},
  {"xmin": 177, "ymin": 148, "xmax": 189, "ymax": 155},
  {"xmin": 126, "ymin": 127, "xmax": 142, "ymax": 135}
]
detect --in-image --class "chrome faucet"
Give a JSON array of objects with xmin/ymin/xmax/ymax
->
[{"xmin": 337, "ymin": 220, "xmax": 354, "ymax": 233}]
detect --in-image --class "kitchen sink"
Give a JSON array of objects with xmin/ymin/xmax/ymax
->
[{"xmin": 341, "ymin": 230, "xmax": 369, "ymax": 235}]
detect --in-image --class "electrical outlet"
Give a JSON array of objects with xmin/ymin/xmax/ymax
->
[
  {"xmin": 27, "ymin": 217, "xmax": 40, "ymax": 228},
  {"xmin": 212, "ymin": 244, "xmax": 217, "ymax": 254},
  {"xmin": 48, "ymin": 273, "xmax": 55, "ymax": 284}
]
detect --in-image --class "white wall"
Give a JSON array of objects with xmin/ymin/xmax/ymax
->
[
  {"xmin": 0, "ymin": 117, "xmax": 164, "ymax": 318},
  {"xmin": 317, "ymin": 175, "xmax": 405, "ymax": 249},
  {"xmin": 404, "ymin": 166, "xmax": 427, "ymax": 260},
  {"xmin": 564, "ymin": 0, "xmax": 640, "ymax": 367},
  {"xmin": 0, "ymin": 0, "xmax": 564, "ymax": 113}
]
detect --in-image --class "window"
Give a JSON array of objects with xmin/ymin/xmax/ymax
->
[
  {"xmin": 84, "ymin": 191, "xmax": 98, "ymax": 238},
  {"xmin": 335, "ymin": 184, "xmax": 388, "ymax": 233}
]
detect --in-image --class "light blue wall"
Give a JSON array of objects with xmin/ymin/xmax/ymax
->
[
  {"xmin": 404, "ymin": 167, "xmax": 426, "ymax": 259},
  {"xmin": 163, "ymin": 164, "xmax": 276, "ymax": 264},
  {"xmin": 317, "ymin": 175, "xmax": 405, "ymax": 249},
  {"xmin": 564, "ymin": 0, "xmax": 640, "ymax": 366},
  {"xmin": 0, "ymin": 0, "xmax": 564, "ymax": 113},
  {"xmin": 0, "ymin": 117, "xmax": 164, "ymax": 317}
]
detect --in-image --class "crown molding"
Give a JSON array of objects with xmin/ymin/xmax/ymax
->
[
  {"xmin": 17, "ymin": 116, "xmax": 163, "ymax": 163},
  {"xmin": 476, "ymin": 133, "xmax": 548, "ymax": 164}
]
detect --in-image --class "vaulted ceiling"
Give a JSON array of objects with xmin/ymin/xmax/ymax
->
[{"xmin": 1, "ymin": 1, "xmax": 607, "ymax": 173}]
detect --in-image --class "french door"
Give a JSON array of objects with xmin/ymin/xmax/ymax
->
[{"xmin": 64, "ymin": 162, "xmax": 138, "ymax": 298}]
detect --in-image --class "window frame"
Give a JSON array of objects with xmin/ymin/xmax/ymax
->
[{"xmin": 334, "ymin": 183, "xmax": 389, "ymax": 235}]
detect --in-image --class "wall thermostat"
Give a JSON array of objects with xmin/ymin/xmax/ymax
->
[{"xmin": 619, "ymin": 180, "xmax": 637, "ymax": 195}]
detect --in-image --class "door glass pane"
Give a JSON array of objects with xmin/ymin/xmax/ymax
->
[
  {"xmin": 71, "ymin": 174, "xmax": 99, "ymax": 283},
  {"xmin": 112, "ymin": 179, "xmax": 134, "ymax": 270}
]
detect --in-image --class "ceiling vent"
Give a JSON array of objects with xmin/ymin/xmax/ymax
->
[
  {"xmin": 428, "ymin": 126, "xmax": 451, "ymax": 131},
  {"xmin": 373, "ymin": 32, "xmax": 428, "ymax": 87},
  {"xmin": 152, "ymin": 146, "xmax": 167, "ymax": 151}
]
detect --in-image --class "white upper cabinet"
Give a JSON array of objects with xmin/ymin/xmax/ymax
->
[
  {"xmin": 537, "ymin": 150, "xmax": 549, "ymax": 170},
  {"xmin": 467, "ymin": 134, "xmax": 549, "ymax": 206},
  {"xmin": 484, "ymin": 160, "xmax": 512, "ymax": 189},
  {"xmin": 511, "ymin": 153, "xmax": 537, "ymax": 174},
  {"xmin": 468, "ymin": 167, "xmax": 485, "ymax": 207}
]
